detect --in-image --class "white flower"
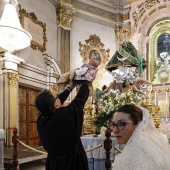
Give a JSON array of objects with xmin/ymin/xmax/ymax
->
[
  {"xmin": 96, "ymin": 89, "xmax": 142, "ymax": 127},
  {"xmin": 120, "ymin": 93, "xmax": 126, "ymax": 98}
]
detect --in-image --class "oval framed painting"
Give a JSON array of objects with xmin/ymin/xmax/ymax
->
[{"xmin": 88, "ymin": 48, "xmax": 102, "ymax": 65}]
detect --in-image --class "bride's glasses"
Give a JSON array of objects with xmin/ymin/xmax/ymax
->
[{"xmin": 110, "ymin": 121, "xmax": 133, "ymax": 130}]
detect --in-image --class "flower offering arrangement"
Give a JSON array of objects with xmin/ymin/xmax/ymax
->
[{"xmin": 93, "ymin": 90, "xmax": 143, "ymax": 128}]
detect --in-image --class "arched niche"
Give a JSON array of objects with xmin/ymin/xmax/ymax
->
[
  {"xmin": 149, "ymin": 21, "xmax": 170, "ymax": 83},
  {"xmin": 130, "ymin": 0, "xmax": 170, "ymax": 82}
]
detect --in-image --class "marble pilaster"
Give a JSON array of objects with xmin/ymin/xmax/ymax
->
[{"xmin": 0, "ymin": 52, "xmax": 24, "ymax": 146}]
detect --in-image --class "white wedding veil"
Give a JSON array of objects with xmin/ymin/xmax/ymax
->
[{"xmin": 112, "ymin": 106, "xmax": 170, "ymax": 170}]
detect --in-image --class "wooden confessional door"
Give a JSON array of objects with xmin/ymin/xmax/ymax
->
[{"xmin": 19, "ymin": 85, "xmax": 40, "ymax": 146}]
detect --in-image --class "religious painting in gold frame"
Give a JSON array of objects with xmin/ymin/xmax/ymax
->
[
  {"xmin": 18, "ymin": 5, "xmax": 47, "ymax": 52},
  {"xmin": 79, "ymin": 34, "xmax": 110, "ymax": 89},
  {"xmin": 88, "ymin": 48, "xmax": 102, "ymax": 65}
]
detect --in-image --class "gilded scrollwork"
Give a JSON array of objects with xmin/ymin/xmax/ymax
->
[
  {"xmin": 116, "ymin": 25, "xmax": 133, "ymax": 42},
  {"xmin": 116, "ymin": 25, "xmax": 121, "ymax": 42},
  {"xmin": 18, "ymin": 5, "xmax": 47, "ymax": 52},
  {"xmin": 79, "ymin": 34, "xmax": 110, "ymax": 65},
  {"xmin": 132, "ymin": 0, "xmax": 166, "ymax": 30},
  {"xmin": 58, "ymin": 5, "xmax": 75, "ymax": 30},
  {"xmin": 50, "ymin": 85, "xmax": 58, "ymax": 94},
  {"xmin": 7, "ymin": 73, "xmax": 19, "ymax": 85}
]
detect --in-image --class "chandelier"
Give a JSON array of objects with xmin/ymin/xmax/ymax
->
[{"xmin": 0, "ymin": 0, "xmax": 32, "ymax": 52}]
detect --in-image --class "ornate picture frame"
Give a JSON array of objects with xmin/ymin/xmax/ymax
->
[
  {"xmin": 18, "ymin": 5, "xmax": 47, "ymax": 52},
  {"xmin": 79, "ymin": 34, "xmax": 110, "ymax": 88},
  {"xmin": 79, "ymin": 34, "xmax": 110, "ymax": 69}
]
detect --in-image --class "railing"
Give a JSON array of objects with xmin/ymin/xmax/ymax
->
[
  {"xmin": 104, "ymin": 128, "xmax": 112, "ymax": 170},
  {"xmin": 11, "ymin": 127, "xmax": 118, "ymax": 170},
  {"xmin": 12, "ymin": 128, "xmax": 19, "ymax": 170},
  {"xmin": 0, "ymin": 129, "xmax": 4, "ymax": 170}
]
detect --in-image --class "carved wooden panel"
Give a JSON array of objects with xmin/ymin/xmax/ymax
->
[
  {"xmin": 19, "ymin": 86, "xmax": 40, "ymax": 145},
  {"xmin": 19, "ymin": 105, "xmax": 26, "ymax": 122},
  {"xmin": 29, "ymin": 106, "xmax": 38, "ymax": 122},
  {"xmin": 29, "ymin": 90, "xmax": 37, "ymax": 105},
  {"xmin": 19, "ymin": 88, "xmax": 26, "ymax": 104},
  {"xmin": 29, "ymin": 123, "xmax": 39, "ymax": 138},
  {"xmin": 19, "ymin": 123, "xmax": 26, "ymax": 138},
  {"xmin": 29, "ymin": 139, "xmax": 40, "ymax": 146}
]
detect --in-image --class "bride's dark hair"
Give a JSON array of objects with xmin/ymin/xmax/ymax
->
[{"xmin": 117, "ymin": 104, "xmax": 142, "ymax": 125}]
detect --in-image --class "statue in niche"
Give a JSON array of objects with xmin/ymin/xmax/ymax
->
[
  {"xmin": 163, "ymin": 34, "xmax": 170, "ymax": 54},
  {"xmin": 157, "ymin": 33, "xmax": 170, "ymax": 66}
]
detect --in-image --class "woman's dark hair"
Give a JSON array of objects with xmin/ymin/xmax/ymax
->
[
  {"xmin": 122, "ymin": 80, "xmax": 133, "ymax": 88},
  {"xmin": 35, "ymin": 89, "xmax": 56, "ymax": 114},
  {"xmin": 117, "ymin": 104, "xmax": 143, "ymax": 124}
]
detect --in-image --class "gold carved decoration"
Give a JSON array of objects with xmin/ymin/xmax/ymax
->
[
  {"xmin": 159, "ymin": 5, "xmax": 167, "ymax": 10},
  {"xmin": 149, "ymin": 9, "xmax": 156, "ymax": 16},
  {"xmin": 79, "ymin": 34, "xmax": 110, "ymax": 65},
  {"xmin": 18, "ymin": 5, "xmax": 47, "ymax": 52},
  {"xmin": 141, "ymin": 16, "xmax": 147, "ymax": 25},
  {"xmin": 132, "ymin": 0, "xmax": 166, "ymax": 30},
  {"xmin": 58, "ymin": 5, "xmax": 75, "ymax": 30},
  {"xmin": 149, "ymin": 26, "xmax": 170, "ymax": 82},
  {"xmin": 83, "ymin": 97, "xmax": 94, "ymax": 134},
  {"xmin": 50, "ymin": 85, "xmax": 58, "ymax": 94},
  {"xmin": 116, "ymin": 25, "xmax": 133, "ymax": 42},
  {"xmin": 141, "ymin": 101, "xmax": 161, "ymax": 131},
  {"xmin": 151, "ymin": 106, "xmax": 161, "ymax": 131},
  {"xmin": 79, "ymin": 34, "xmax": 110, "ymax": 89},
  {"xmin": 62, "ymin": 0, "xmax": 71, "ymax": 4},
  {"xmin": 7, "ymin": 73, "xmax": 19, "ymax": 85}
]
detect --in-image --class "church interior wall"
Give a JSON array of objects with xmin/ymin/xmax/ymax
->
[
  {"xmin": 14, "ymin": 0, "xmax": 60, "ymax": 89},
  {"xmin": 71, "ymin": 17, "xmax": 116, "ymax": 88},
  {"xmin": 17, "ymin": 0, "xmax": 58, "ymax": 61}
]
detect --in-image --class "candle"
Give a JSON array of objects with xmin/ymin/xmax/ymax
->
[
  {"xmin": 154, "ymin": 91, "xmax": 157, "ymax": 106},
  {"xmin": 166, "ymin": 92, "xmax": 168, "ymax": 104}
]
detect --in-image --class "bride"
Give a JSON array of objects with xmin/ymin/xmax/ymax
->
[{"xmin": 111, "ymin": 104, "xmax": 170, "ymax": 170}]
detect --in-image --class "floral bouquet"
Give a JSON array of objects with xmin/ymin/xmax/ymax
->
[{"xmin": 93, "ymin": 90, "xmax": 143, "ymax": 129}]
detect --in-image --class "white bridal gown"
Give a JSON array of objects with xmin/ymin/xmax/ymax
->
[{"xmin": 112, "ymin": 107, "xmax": 170, "ymax": 170}]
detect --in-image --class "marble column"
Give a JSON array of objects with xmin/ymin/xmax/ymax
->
[{"xmin": 0, "ymin": 52, "xmax": 24, "ymax": 146}]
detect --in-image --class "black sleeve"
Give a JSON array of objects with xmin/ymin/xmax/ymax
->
[
  {"xmin": 58, "ymin": 89, "xmax": 70, "ymax": 105},
  {"xmin": 71, "ymin": 81, "xmax": 90, "ymax": 109}
]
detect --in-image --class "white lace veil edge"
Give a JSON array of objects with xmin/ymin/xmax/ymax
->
[
  {"xmin": 137, "ymin": 106, "xmax": 156, "ymax": 131},
  {"xmin": 112, "ymin": 106, "xmax": 170, "ymax": 170}
]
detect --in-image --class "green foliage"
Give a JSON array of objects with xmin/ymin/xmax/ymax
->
[{"xmin": 93, "ymin": 91, "xmax": 142, "ymax": 129}]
